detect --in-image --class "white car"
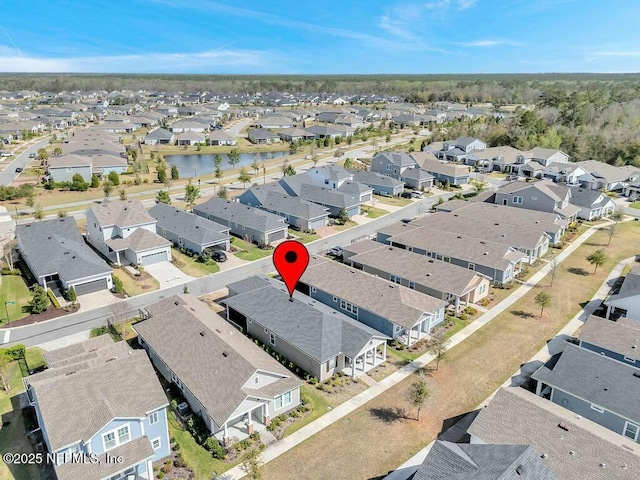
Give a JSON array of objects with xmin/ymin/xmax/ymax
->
[
  {"xmin": 328, "ymin": 246, "xmax": 343, "ymax": 257},
  {"xmin": 410, "ymin": 191, "xmax": 424, "ymax": 199}
]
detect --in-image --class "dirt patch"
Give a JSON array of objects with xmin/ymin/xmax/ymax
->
[
  {"xmin": 0, "ymin": 305, "xmax": 78, "ymax": 328},
  {"xmin": 367, "ymin": 354, "xmax": 408, "ymax": 382}
]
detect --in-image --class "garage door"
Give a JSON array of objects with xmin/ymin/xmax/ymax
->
[
  {"xmin": 73, "ymin": 278, "xmax": 108, "ymax": 295},
  {"xmin": 267, "ymin": 229, "xmax": 286, "ymax": 243},
  {"xmin": 140, "ymin": 251, "xmax": 168, "ymax": 266}
]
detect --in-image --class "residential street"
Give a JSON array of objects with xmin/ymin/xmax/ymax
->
[{"xmin": 0, "ymin": 137, "xmax": 51, "ymax": 186}]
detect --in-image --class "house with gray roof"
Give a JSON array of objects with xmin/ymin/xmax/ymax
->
[
  {"xmin": 379, "ymin": 222, "xmax": 526, "ymax": 284},
  {"xmin": 342, "ymin": 240, "xmax": 490, "ymax": 311},
  {"xmin": 47, "ymin": 154, "xmax": 93, "ymax": 182},
  {"xmin": 276, "ymin": 176, "xmax": 362, "ymax": 218},
  {"xmin": 207, "ymin": 130, "xmax": 237, "ymax": 146},
  {"xmin": 578, "ymin": 315, "xmax": 640, "ymax": 369},
  {"xmin": 144, "ymin": 127, "xmax": 174, "ymax": 145},
  {"xmin": 86, "ymin": 200, "xmax": 172, "ymax": 266},
  {"xmin": 351, "ymin": 170, "xmax": 405, "ymax": 197},
  {"xmin": 532, "ymin": 344, "xmax": 640, "ymax": 444},
  {"xmin": 247, "ymin": 128, "xmax": 281, "ymax": 144},
  {"xmin": 225, "ymin": 276, "xmax": 389, "ymax": 381},
  {"xmin": 574, "ymin": 160, "xmax": 640, "ymax": 192},
  {"xmin": 24, "ymin": 337, "xmax": 169, "ymax": 480},
  {"xmin": 468, "ymin": 387, "xmax": 640, "ymax": 480},
  {"xmin": 17, "ymin": 217, "xmax": 113, "ymax": 295},
  {"xmin": 605, "ymin": 265, "xmax": 640, "ymax": 321},
  {"xmin": 410, "ymin": 152, "xmax": 470, "ymax": 185},
  {"xmin": 370, "ymin": 151, "xmax": 435, "ymax": 190},
  {"xmin": 193, "ymin": 197, "xmax": 288, "ymax": 245},
  {"xmin": 568, "ymin": 187, "xmax": 616, "ymax": 220},
  {"xmin": 148, "ymin": 202, "xmax": 230, "ymax": 254},
  {"xmin": 276, "ymin": 127, "xmax": 316, "ymax": 142},
  {"xmin": 493, "ymin": 180, "xmax": 581, "ymax": 222},
  {"xmin": 298, "ymin": 256, "xmax": 447, "ymax": 347},
  {"xmin": 414, "ymin": 440, "xmax": 555, "ymax": 480},
  {"xmin": 134, "ymin": 294, "xmax": 302, "ymax": 445}
]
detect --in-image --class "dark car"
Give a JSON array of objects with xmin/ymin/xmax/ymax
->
[
  {"xmin": 400, "ymin": 192, "xmax": 412, "ymax": 198},
  {"xmin": 400, "ymin": 218, "xmax": 413, "ymax": 224},
  {"xmin": 212, "ymin": 250, "xmax": 227, "ymax": 262},
  {"xmin": 28, "ymin": 153, "xmax": 36, "ymax": 158},
  {"xmin": 14, "ymin": 167, "xmax": 23, "ymax": 173}
]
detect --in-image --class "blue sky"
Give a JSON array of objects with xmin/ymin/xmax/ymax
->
[{"xmin": 1, "ymin": 0, "xmax": 640, "ymax": 73}]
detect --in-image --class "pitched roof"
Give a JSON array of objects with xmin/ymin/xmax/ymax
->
[
  {"xmin": 148, "ymin": 202, "xmax": 229, "ymax": 247},
  {"xmin": 301, "ymin": 256, "xmax": 447, "ymax": 329},
  {"xmin": 497, "ymin": 180, "xmax": 562, "ymax": 202},
  {"xmin": 468, "ymin": 387, "xmax": 640, "ymax": 480},
  {"xmin": 568, "ymin": 187, "xmax": 613, "ymax": 209},
  {"xmin": 261, "ymin": 191, "xmax": 329, "ymax": 221},
  {"xmin": 579, "ymin": 315, "xmax": 640, "ymax": 362},
  {"xmin": 193, "ymin": 198, "xmax": 287, "ymax": 233},
  {"xmin": 607, "ymin": 266, "xmax": 640, "ymax": 303},
  {"xmin": 43, "ymin": 335, "xmax": 115, "ymax": 368},
  {"xmin": 299, "ymin": 183, "xmax": 360, "ymax": 209},
  {"xmin": 372, "ymin": 151, "xmax": 416, "ymax": 167},
  {"xmin": 145, "ymin": 127, "xmax": 174, "ymax": 140},
  {"xmin": 574, "ymin": 160, "xmax": 640, "ymax": 184},
  {"xmin": 89, "ymin": 199, "xmax": 156, "ymax": 228},
  {"xmin": 310, "ymin": 165, "xmax": 352, "ymax": 181},
  {"xmin": 27, "ymin": 348, "xmax": 167, "ymax": 451},
  {"xmin": 16, "ymin": 218, "xmax": 111, "ymax": 283},
  {"xmin": 532, "ymin": 344, "xmax": 640, "ymax": 422},
  {"xmin": 133, "ymin": 294, "xmax": 300, "ymax": 426},
  {"xmin": 351, "ymin": 170, "xmax": 404, "ymax": 188},
  {"xmin": 410, "ymin": 153, "xmax": 471, "ymax": 178},
  {"xmin": 105, "ymin": 227, "xmax": 170, "ymax": 253},
  {"xmin": 415, "ymin": 440, "xmax": 556, "ymax": 480},
  {"xmin": 224, "ymin": 276, "xmax": 387, "ymax": 362}
]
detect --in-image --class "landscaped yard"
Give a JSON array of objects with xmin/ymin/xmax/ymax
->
[
  {"xmin": 331, "ymin": 220, "xmax": 358, "ymax": 231},
  {"xmin": 261, "ymin": 222, "xmax": 640, "ymax": 480},
  {"xmin": 232, "ymin": 238, "xmax": 273, "ymax": 261},
  {"xmin": 288, "ymin": 229, "xmax": 320, "ymax": 244},
  {"xmin": 282, "ymin": 385, "xmax": 332, "ymax": 437},
  {"xmin": 629, "ymin": 201, "xmax": 640, "ymax": 210},
  {"xmin": 172, "ymin": 249, "xmax": 220, "ymax": 277},
  {"xmin": 0, "ymin": 275, "xmax": 33, "ymax": 324},
  {"xmin": 373, "ymin": 194, "xmax": 412, "ymax": 207},
  {"xmin": 361, "ymin": 205, "xmax": 388, "ymax": 219},
  {"xmin": 112, "ymin": 268, "xmax": 159, "ymax": 296}
]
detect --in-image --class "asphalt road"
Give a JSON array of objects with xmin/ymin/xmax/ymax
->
[
  {"xmin": 0, "ymin": 138, "xmax": 51, "ymax": 186},
  {"xmin": 1, "ymin": 191, "xmax": 454, "ymax": 348}
]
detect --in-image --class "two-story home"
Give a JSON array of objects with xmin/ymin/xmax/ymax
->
[
  {"xmin": 17, "ymin": 218, "xmax": 113, "ymax": 295},
  {"xmin": 224, "ymin": 276, "xmax": 389, "ymax": 381},
  {"xmin": 342, "ymin": 240, "xmax": 490, "ymax": 311},
  {"xmin": 350, "ymin": 170, "xmax": 405, "ymax": 197},
  {"xmin": 298, "ymin": 256, "xmax": 448, "ymax": 347},
  {"xmin": 605, "ymin": 265, "xmax": 640, "ymax": 320},
  {"xmin": 193, "ymin": 197, "xmax": 288, "ymax": 245},
  {"xmin": 86, "ymin": 200, "xmax": 172, "ymax": 266},
  {"xmin": 379, "ymin": 222, "xmax": 526, "ymax": 284},
  {"xmin": 411, "ymin": 152, "xmax": 470, "ymax": 186},
  {"xmin": 443, "ymin": 136, "xmax": 487, "ymax": 155},
  {"xmin": 493, "ymin": 180, "xmax": 580, "ymax": 221},
  {"xmin": 24, "ymin": 336, "xmax": 169, "ymax": 480},
  {"xmin": 134, "ymin": 294, "xmax": 302, "ymax": 446},
  {"xmin": 578, "ymin": 316, "xmax": 640, "ymax": 369},
  {"xmin": 370, "ymin": 151, "xmax": 436, "ymax": 190},
  {"xmin": 532, "ymin": 344, "xmax": 640, "ymax": 444}
]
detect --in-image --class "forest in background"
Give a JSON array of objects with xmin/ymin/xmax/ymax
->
[{"xmin": 1, "ymin": 73, "xmax": 639, "ymax": 167}]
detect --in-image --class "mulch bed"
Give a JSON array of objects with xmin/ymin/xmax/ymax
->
[{"xmin": 0, "ymin": 305, "xmax": 78, "ymax": 328}]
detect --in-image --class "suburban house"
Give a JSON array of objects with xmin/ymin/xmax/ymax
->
[
  {"xmin": 17, "ymin": 218, "xmax": 113, "ymax": 295},
  {"xmin": 291, "ymin": 165, "xmax": 374, "ymax": 203},
  {"xmin": 304, "ymin": 125, "xmax": 348, "ymax": 139},
  {"xmin": 247, "ymin": 128, "xmax": 281, "ymax": 144},
  {"xmin": 135, "ymin": 294, "xmax": 302, "ymax": 445},
  {"xmin": 468, "ymin": 387, "xmax": 640, "ymax": 480},
  {"xmin": 144, "ymin": 128, "xmax": 175, "ymax": 145},
  {"xmin": 578, "ymin": 316, "xmax": 640, "ymax": 369},
  {"xmin": 379, "ymin": 222, "xmax": 526, "ymax": 284},
  {"xmin": 224, "ymin": 276, "xmax": 389, "ymax": 381},
  {"xmin": 193, "ymin": 197, "xmax": 288, "ymax": 245},
  {"xmin": 342, "ymin": 240, "xmax": 491, "ymax": 311},
  {"xmin": 167, "ymin": 119, "xmax": 209, "ymax": 133},
  {"xmin": 543, "ymin": 162, "xmax": 588, "ymax": 184},
  {"xmin": 257, "ymin": 116, "xmax": 297, "ymax": 129},
  {"xmin": 370, "ymin": 151, "xmax": 435, "ymax": 190},
  {"xmin": 411, "ymin": 212, "xmax": 550, "ymax": 264},
  {"xmin": 276, "ymin": 127, "xmax": 316, "ymax": 142},
  {"xmin": 574, "ymin": 160, "xmax": 640, "ymax": 192},
  {"xmin": 86, "ymin": 200, "xmax": 172, "ymax": 266},
  {"xmin": 411, "ymin": 152, "xmax": 470, "ymax": 185},
  {"xmin": 207, "ymin": 130, "xmax": 237, "ymax": 146},
  {"xmin": 568, "ymin": 186, "xmax": 616, "ymax": 220},
  {"xmin": 47, "ymin": 154, "xmax": 92, "ymax": 182},
  {"xmin": 350, "ymin": 170, "xmax": 405, "ymax": 197},
  {"xmin": 466, "ymin": 145, "xmax": 525, "ymax": 170},
  {"xmin": 239, "ymin": 184, "xmax": 329, "ymax": 231},
  {"xmin": 148, "ymin": 202, "xmax": 230, "ymax": 254},
  {"xmin": 532, "ymin": 344, "xmax": 640, "ymax": 444},
  {"xmin": 176, "ymin": 131, "xmax": 205, "ymax": 146},
  {"xmin": 605, "ymin": 265, "xmax": 640, "ymax": 320},
  {"xmin": 493, "ymin": 180, "xmax": 581, "ymax": 221},
  {"xmin": 298, "ymin": 256, "xmax": 448, "ymax": 346},
  {"xmin": 306, "ymin": 165, "xmax": 352, "ymax": 189},
  {"xmin": 24, "ymin": 336, "xmax": 169, "ymax": 480},
  {"xmin": 276, "ymin": 176, "xmax": 363, "ymax": 218},
  {"xmin": 413, "ymin": 440, "xmax": 555, "ymax": 480}
]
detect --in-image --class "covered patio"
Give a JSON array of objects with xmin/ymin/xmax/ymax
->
[
  {"xmin": 214, "ymin": 398, "xmax": 269, "ymax": 446},
  {"xmin": 397, "ymin": 312, "xmax": 437, "ymax": 347},
  {"xmin": 344, "ymin": 339, "xmax": 387, "ymax": 379}
]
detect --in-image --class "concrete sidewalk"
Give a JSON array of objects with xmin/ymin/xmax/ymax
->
[{"xmin": 219, "ymin": 224, "xmax": 604, "ymax": 480}]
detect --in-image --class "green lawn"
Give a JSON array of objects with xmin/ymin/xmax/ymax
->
[
  {"xmin": 288, "ymin": 229, "xmax": 320, "ymax": 244},
  {"xmin": 445, "ymin": 315, "xmax": 470, "ymax": 339},
  {"xmin": 361, "ymin": 205, "xmax": 388, "ymax": 219},
  {"xmin": 332, "ymin": 220, "xmax": 358, "ymax": 231},
  {"xmin": 283, "ymin": 384, "xmax": 332, "ymax": 437},
  {"xmin": 112, "ymin": 269, "xmax": 159, "ymax": 296},
  {"xmin": 25, "ymin": 347, "xmax": 46, "ymax": 372},
  {"xmin": 171, "ymin": 249, "xmax": 220, "ymax": 277},
  {"xmin": 373, "ymin": 194, "xmax": 412, "ymax": 207},
  {"xmin": 629, "ymin": 201, "xmax": 640, "ymax": 210},
  {"xmin": 232, "ymin": 238, "xmax": 273, "ymax": 261},
  {"xmin": 0, "ymin": 275, "xmax": 33, "ymax": 324}
]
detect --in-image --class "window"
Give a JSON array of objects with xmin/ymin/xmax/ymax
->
[
  {"xmin": 390, "ymin": 274, "xmax": 401, "ymax": 284},
  {"xmin": 328, "ymin": 357, "xmax": 337, "ymax": 371},
  {"xmin": 407, "ymin": 247, "xmax": 413, "ymax": 252},
  {"xmin": 69, "ymin": 443, "xmax": 80, "ymax": 455},
  {"xmin": 117, "ymin": 426, "xmax": 130, "ymax": 444},
  {"xmin": 66, "ymin": 168, "xmax": 73, "ymax": 172},
  {"xmin": 324, "ymin": 179, "xmax": 329, "ymax": 184},
  {"xmin": 590, "ymin": 404, "xmax": 604, "ymax": 413},
  {"xmin": 623, "ymin": 356, "xmax": 635, "ymax": 363},
  {"xmin": 624, "ymin": 421, "xmax": 639, "ymax": 441},
  {"xmin": 435, "ymin": 254, "xmax": 443, "ymax": 261},
  {"xmin": 152, "ymin": 437, "xmax": 162, "ymax": 450},
  {"xmin": 275, "ymin": 391, "xmax": 292, "ymax": 409},
  {"xmin": 513, "ymin": 196, "xmax": 523, "ymax": 205},
  {"xmin": 103, "ymin": 432, "xmax": 116, "ymax": 450},
  {"xmin": 443, "ymin": 256, "xmax": 450, "ymax": 263},
  {"xmin": 270, "ymin": 332, "xmax": 276, "ymax": 346},
  {"xmin": 340, "ymin": 300, "xmax": 358, "ymax": 315},
  {"xmin": 479, "ymin": 284, "xmax": 486, "ymax": 294},
  {"xmin": 386, "ymin": 164, "xmax": 392, "ymax": 171},
  {"xmin": 468, "ymin": 263, "xmax": 475, "ymax": 270},
  {"xmin": 408, "ymin": 281, "xmax": 415, "ymax": 290},
  {"xmin": 149, "ymin": 412, "xmax": 159, "ymax": 425}
]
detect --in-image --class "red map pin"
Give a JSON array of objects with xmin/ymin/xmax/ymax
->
[{"xmin": 273, "ymin": 240, "xmax": 310, "ymax": 301}]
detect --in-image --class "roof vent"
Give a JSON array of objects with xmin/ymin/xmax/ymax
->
[
  {"xmin": 558, "ymin": 423, "xmax": 570, "ymax": 431},
  {"xmin": 633, "ymin": 345, "xmax": 637, "ymax": 349},
  {"xmin": 516, "ymin": 465, "xmax": 525, "ymax": 475},
  {"xmin": 569, "ymin": 451, "xmax": 575, "ymax": 456},
  {"xmin": 456, "ymin": 236, "xmax": 462, "ymax": 239},
  {"xmin": 541, "ymin": 453, "xmax": 548, "ymax": 459},
  {"xmin": 536, "ymin": 220, "xmax": 540, "ymax": 224},
  {"xmin": 199, "ymin": 331, "xmax": 206, "ymax": 337},
  {"xmin": 64, "ymin": 251, "xmax": 70, "ymax": 255},
  {"xmin": 484, "ymin": 252, "xmax": 488, "ymax": 255},
  {"xmin": 215, "ymin": 329, "xmax": 222, "ymax": 334},
  {"xmin": 480, "ymin": 241, "xmax": 485, "ymax": 244},
  {"xmin": 426, "ymin": 273, "xmax": 431, "ymax": 276},
  {"xmin": 222, "ymin": 351, "xmax": 230, "ymax": 357},
  {"xmin": 600, "ymin": 463, "xmax": 606, "ymax": 469},
  {"xmin": 501, "ymin": 233, "xmax": 506, "ymax": 237},
  {"xmin": 633, "ymin": 372, "xmax": 640, "ymax": 379},
  {"xmin": 494, "ymin": 223, "xmax": 499, "ymax": 226}
]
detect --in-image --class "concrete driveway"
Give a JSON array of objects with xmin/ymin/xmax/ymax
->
[
  {"xmin": 145, "ymin": 262, "xmax": 194, "ymax": 289},
  {"xmin": 78, "ymin": 289, "xmax": 119, "ymax": 312},
  {"xmin": 218, "ymin": 252, "xmax": 249, "ymax": 272}
]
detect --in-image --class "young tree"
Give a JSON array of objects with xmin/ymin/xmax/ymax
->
[
  {"xmin": 289, "ymin": 142, "xmax": 298, "ymax": 155},
  {"xmin": 587, "ymin": 249, "xmax": 607, "ymax": 274},
  {"xmin": 184, "ymin": 181, "xmax": 200, "ymax": 210},
  {"xmin": 406, "ymin": 371, "xmax": 429, "ymax": 421},
  {"xmin": 282, "ymin": 164, "xmax": 296, "ymax": 176},
  {"xmin": 241, "ymin": 447, "xmax": 263, "ymax": 480},
  {"xmin": 213, "ymin": 153, "xmax": 223, "ymax": 170},
  {"xmin": 112, "ymin": 275, "xmax": 124, "ymax": 294},
  {"xmin": 346, "ymin": 135, "xmax": 353, "ymax": 146},
  {"xmin": 107, "ymin": 170, "xmax": 120, "ymax": 186},
  {"xmin": 157, "ymin": 164, "xmax": 167, "ymax": 183},
  {"xmin": 386, "ymin": 133, "xmax": 392, "ymax": 143},
  {"xmin": 238, "ymin": 167, "xmax": 252, "ymax": 188},
  {"xmin": 534, "ymin": 291, "xmax": 552, "ymax": 317},
  {"xmin": 214, "ymin": 165, "xmax": 223, "ymax": 183},
  {"xmin": 33, "ymin": 203, "xmax": 44, "ymax": 221},
  {"xmin": 119, "ymin": 188, "xmax": 127, "ymax": 200},
  {"xmin": 102, "ymin": 180, "xmax": 114, "ymax": 199},
  {"xmin": 90, "ymin": 174, "xmax": 100, "ymax": 188},
  {"xmin": 24, "ymin": 190, "xmax": 36, "ymax": 209},
  {"xmin": 53, "ymin": 146, "xmax": 63, "ymax": 156},
  {"xmin": 228, "ymin": 148, "xmax": 240, "ymax": 168},
  {"xmin": 250, "ymin": 154, "xmax": 261, "ymax": 174},
  {"xmin": 67, "ymin": 286, "xmax": 77, "ymax": 305},
  {"xmin": 37, "ymin": 148, "xmax": 49, "ymax": 161},
  {"xmin": 429, "ymin": 328, "xmax": 450, "ymax": 371},
  {"xmin": 57, "ymin": 210, "xmax": 67, "ymax": 218},
  {"xmin": 343, "ymin": 158, "xmax": 354, "ymax": 169},
  {"xmin": 29, "ymin": 286, "xmax": 49, "ymax": 314},
  {"xmin": 337, "ymin": 208, "xmax": 349, "ymax": 225},
  {"xmin": 549, "ymin": 258, "xmax": 559, "ymax": 287},
  {"xmin": 171, "ymin": 165, "xmax": 180, "ymax": 180},
  {"xmin": 156, "ymin": 190, "xmax": 171, "ymax": 204},
  {"xmin": 217, "ymin": 186, "xmax": 229, "ymax": 199},
  {"xmin": 3, "ymin": 240, "xmax": 18, "ymax": 271}
]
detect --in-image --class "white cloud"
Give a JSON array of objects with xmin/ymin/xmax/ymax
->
[
  {"xmin": 460, "ymin": 39, "xmax": 521, "ymax": 47},
  {"xmin": 457, "ymin": 0, "xmax": 478, "ymax": 9},
  {"xmin": 591, "ymin": 51, "xmax": 640, "ymax": 57}
]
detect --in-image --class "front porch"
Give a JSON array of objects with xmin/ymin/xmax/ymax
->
[
  {"xmin": 343, "ymin": 340, "xmax": 387, "ymax": 379},
  {"xmin": 214, "ymin": 400, "xmax": 268, "ymax": 446},
  {"xmin": 397, "ymin": 313, "xmax": 436, "ymax": 347}
]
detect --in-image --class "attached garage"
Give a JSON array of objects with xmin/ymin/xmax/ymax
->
[
  {"xmin": 139, "ymin": 250, "xmax": 169, "ymax": 266},
  {"xmin": 267, "ymin": 229, "xmax": 287, "ymax": 243},
  {"xmin": 73, "ymin": 278, "xmax": 109, "ymax": 295}
]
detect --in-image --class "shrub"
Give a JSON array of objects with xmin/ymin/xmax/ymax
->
[
  {"xmin": 210, "ymin": 440, "xmax": 226, "ymax": 460},
  {"xmin": 1, "ymin": 268, "xmax": 20, "ymax": 276},
  {"xmin": 174, "ymin": 453, "xmax": 186, "ymax": 468},
  {"xmin": 157, "ymin": 472, "xmax": 164, "ymax": 479},
  {"xmin": 112, "ymin": 275, "xmax": 124, "ymax": 294},
  {"xmin": 170, "ymin": 398, "xmax": 178, "ymax": 409},
  {"xmin": 90, "ymin": 174, "xmax": 100, "ymax": 188},
  {"xmin": 39, "ymin": 287, "xmax": 57, "ymax": 310},
  {"xmin": 203, "ymin": 436, "xmax": 218, "ymax": 451},
  {"xmin": 107, "ymin": 171, "xmax": 120, "ymax": 185},
  {"xmin": 463, "ymin": 306, "xmax": 477, "ymax": 316}
]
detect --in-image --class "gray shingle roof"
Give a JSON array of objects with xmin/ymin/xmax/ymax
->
[
  {"xmin": 372, "ymin": 151, "xmax": 416, "ymax": 167},
  {"xmin": 568, "ymin": 187, "xmax": 613, "ymax": 209},
  {"xmin": 145, "ymin": 127, "xmax": 174, "ymax": 140},
  {"xmin": 43, "ymin": 335, "xmax": 115, "ymax": 367},
  {"xmin": 89, "ymin": 199, "xmax": 156, "ymax": 228},
  {"xmin": 27, "ymin": 348, "xmax": 167, "ymax": 452},
  {"xmin": 400, "ymin": 167, "xmax": 435, "ymax": 181},
  {"xmin": 574, "ymin": 161, "xmax": 640, "ymax": 184},
  {"xmin": 301, "ymin": 256, "xmax": 447, "ymax": 329},
  {"xmin": 148, "ymin": 202, "xmax": 229, "ymax": 248},
  {"xmin": 16, "ymin": 218, "xmax": 112, "ymax": 283},
  {"xmin": 579, "ymin": 316, "xmax": 640, "ymax": 362},
  {"xmin": 532, "ymin": 344, "xmax": 640, "ymax": 423},
  {"xmin": 337, "ymin": 180, "xmax": 373, "ymax": 196},
  {"xmin": 415, "ymin": 440, "xmax": 556, "ymax": 480},
  {"xmin": 193, "ymin": 198, "xmax": 287, "ymax": 233},
  {"xmin": 261, "ymin": 191, "xmax": 329, "ymax": 221},
  {"xmin": 607, "ymin": 266, "xmax": 640, "ymax": 302},
  {"xmin": 410, "ymin": 153, "xmax": 471, "ymax": 178},
  {"xmin": 224, "ymin": 276, "xmax": 387, "ymax": 362},
  {"xmin": 299, "ymin": 183, "xmax": 360, "ymax": 209},
  {"xmin": 468, "ymin": 387, "xmax": 640, "ymax": 480},
  {"xmin": 351, "ymin": 170, "xmax": 404, "ymax": 188},
  {"xmin": 105, "ymin": 227, "xmax": 170, "ymax": 253},
  {"xmin": 133, "ymin": 294, "xmax": 300, "ymax": 426}
]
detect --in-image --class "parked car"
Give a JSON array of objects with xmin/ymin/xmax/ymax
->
[
  {"xmin": 400, "ymin": 218, "xmax": 413, "ymax": 224},
  {"xmin": 410, "ymin": 191, "xmax": 423, "ymax": 199},
  {"xmin": 211, "ymin": 250, "xmax": 227, "ymax": 262},
  {"xmin": 28, "ymin": 153, "xmax": 36, "ymax": 158},
  {"xmin": 506, "ymin": 174, "xmax": 519, "ymax": 181},
  {"xmin": 328, "ymin": 246, "xmax": 343, "ymax": 257},
  {"xmin": 400, "ymin": 192, "xmax": 413, "ymax": 198},
  {"xmin": 0, "ymin": 151, "xmax": 12, "ymax": 157},
  {"xmin": 14, "ymin": 167, "xmax": 23, "ymax": 173}
]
